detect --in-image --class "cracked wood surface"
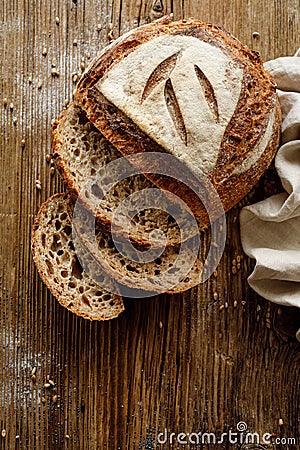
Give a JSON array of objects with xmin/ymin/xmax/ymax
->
[{"xmin": 1, "ymin": 0, "xmax": 300, "ymax": 449}]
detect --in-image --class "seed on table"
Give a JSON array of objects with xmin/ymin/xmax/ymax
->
[
  {"xmin": 49, "ymin": 379, "xmax": 55, "ymax": 386},
  {"xmin": 46, "ymin": 154, "xmax": 51, "ymax": 162},
  {"xmin": 21, "ymin": 139, "xmax": 26, "ymax": 147},
  {"xmin": 213, "ymin": 292, "xmax": 218, "ymax": 300},
  {"xmin": 80, "ymin": 61, "xmax": 85, "ymax": 70},
  {"xmin": 225, "ymin": 302, "xmax": 229, "ymax": 309},
  {"xmin": 38, "ymin": 81, "xmax": 43, "ymax": 89},
  {"xmin": 9, "ymin": 102, "xmax": 14, "ymax": 110},
  {"xmin": 73, "ymin": 39, "xmax": 78, "ymax": 46},
  {"xmin": 279, "ymin": 418, "xmax": 284, "ymax": 426},
  {"xmin": 13, "ymin": 117, "xmax": 17, "ymax": 125},
  {"xmin": 3, "ymin": 98, "xmax": 8, "ymax": 107},
  {"xmin": 219, "ymin": 305, "xmax": 225, "ymax": 311},
  {"xmin": 232, "ymin": 266, "xmax": 237, "ymax": 274},
  {"xmin": 233, "ymin": 300, "xmax": 238, "ymax": 308},
  {"xmin": 28, "ymin": 76, "xmax": 32, "ymax": 84},
  {"xmin": 55, "ymin": 16, "xmax": 60, "ymax": 25},
  {"xmin": 253, "ymin": 31, "xmax": 260, "ymax": 38},
  {"xmin": 31, "ymin": 374, "xmax": 36, "ymax": 382},
  {"xmin": 1, "ymin": 429, "xmax": 6, "ymax": 438},
  {"xmin": 41, "ymin": 397, "xmax": 46, "ymax": 403},
  {"xmin": 97, "ymin": 23, "xmax": 102, "ymax": 32},
  {"xmin": 44, "ymin": 382, "xmax": 50, "ymax": 388},
  {"xmin": 42, "ymin": 47, "xmax": 47, "ymax": 56},
  {"xmin": 65, "ymin": 434, "xmax": 70, "ymax": 439},
  {"xmin": 50, "ymin": 167, "xmax": 55, "ymax": 176},
  {"xmin": 52, "ymin": 395, "xmax": 58, "ymax": 403},
  {"xmin": 159, "ymin": 321, "xmax": 163, "ymax": 328}
]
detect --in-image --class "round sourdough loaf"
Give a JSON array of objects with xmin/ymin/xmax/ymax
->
[{"xmin": 75, "ymin": 17, "xmax": 281, "ymax": 227}]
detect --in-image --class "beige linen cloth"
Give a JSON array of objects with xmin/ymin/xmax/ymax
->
[{"xmin": 240, "ymin": 49, "xmax": 300, "ymax": 341}]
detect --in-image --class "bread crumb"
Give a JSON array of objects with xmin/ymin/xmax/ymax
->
[{"xmin": 51, "ymin": 68, "xmax": 60, "ymax": 77}]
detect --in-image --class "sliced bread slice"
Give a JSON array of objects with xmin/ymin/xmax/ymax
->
[
  {"xmin": 31, "ymin": 193, "xmax": 124, "ymax": 320},
  {"xmin": 69, "ymin": 198, "xmax": 204, "ymax": 296},
  {"xmin": 52, "ymin": 103, "xmax": 195, "ymax": 248}
]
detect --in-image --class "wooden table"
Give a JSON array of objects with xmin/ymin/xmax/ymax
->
[{"xmin": 1, "ymin": 1, "xmax": 300, "ymax": 449}]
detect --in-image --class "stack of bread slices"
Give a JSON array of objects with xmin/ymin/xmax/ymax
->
[{"xmin": 31, "ymin": 17, "xmax": 281, "ymax": 320}]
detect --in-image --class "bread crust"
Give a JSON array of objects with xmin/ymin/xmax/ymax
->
[{"xmin": 75, "ymin": 18, "xmax": 281, "ymax": 227}]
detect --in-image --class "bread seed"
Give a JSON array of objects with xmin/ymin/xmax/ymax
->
[
  {"xmin": 31, "ymin": 367, "xmax": 37, "ymax": 376},
  {"xmin": 279, "ymin": 418, "xmax": 284, "ymax": 426},
  {"xmin": 31, "ymin": 374, "xmax": 36, "ymax": 382},
  {"xmin": 41, "ymin": 397, "xmax": 46, "ymax": 403},
  {"xmin": 9, "ymin": 102, "xmax": 14, "ymax": 110},
  {"xmin": 3, "ymin": 98, "xmax": 8, "ymax": 107},
  {"xmin": 159, "ymin": 321, "xmax": 163, "ymax": 328},
  {"xmin": 232, "ymin": 266, "xmax": 237, "ymax": 274},
  {"xmin": 44, "ymin": 382, "xmax": 50, "ymax": 388},
  {"xmin": 28, "ymin": 76, "xmax": 32, "ymax": 84},
  {"xmin": 52, "ymin": 395, "xmax": 58, "ymax": 403},
  {"xmin": 108, "ymin": 31, "xmax": 114, "ymax": 40},
  {"xmin": 213, "ymin": 270, "xmax": 218, "ymax": 278},
  {"xmin": 73, "ymin": 39, "xmax": 78, "ymax": 46},
  {"xmin": 13, "ymin": 117, "xmax": 17, "ymax": 125},
  {"xmin": 80, "ymin": 62, "xmax": 85, "ymax": 70},
  {"xmin": 72, "ymin": 74, "xmax": 78, "ymax": 83},
  {"xmin": 219, "ymin": 305, "xmax": 225, "ymax": 311},
  {"xmin": 51, "ymin": 59, "xmax": 56, "ymax": 67},
  {"xmin": 42, "ymin": 47, "xmax": 47, "ymax": 56},
  {"xmin": 55, "ymin": 16, "xmax": 60, "ymax": 25},
  {"xmin": 46, "ymin": 154, "xmax": 51, "ymax": 162},
  {"xmin": 237, "ymin": 255, "xmax": 241, "ymax": 263},
  {"xmin": 253, "ymin": 31, "xmax": 260, "ymax": 38},
  {"xmin": 233, "ymin": 300, "xmax": 238, "ymax": 308},
  {"xmin": 1, "ymin": 429, "xmax": 6, "ymax": 438},
  {"xmin": 256, "ymin": 305, "xmax": 261, "ymax": 312},
  {"xmin": 16, "ymin": 435, "xmax": 20, "ymax": 439},
  {"xmin": 38, "ymin": 81, "xmax": 43, "ymax": 89},
  {"xmin": 87, "ymin": 52, "xmax": 91, "ymax": 59},
  {"xmin": 21, "ymin": 139, "xmax": 26, "ymax": 147},
  {"xmin": 213, "ymin": 292, "xmax": 218, "ymax": 300},
  {"xmin": 232, "ymin": 259, "xmax": 236, "ymax": 266},
  {"xmin": 97, "ymin": 23, "xmax": 102, "ymax": 32},
  {"xmin": 225, "ymin": 302, "xmax": 229, "ymax": 309},
  {"xmin": 50, "ymin": 167, "xmax": 55, "ymax": 176},
  {"xmin": 49, "ymin": 379, "xmax": 55, "ymax": 386}
]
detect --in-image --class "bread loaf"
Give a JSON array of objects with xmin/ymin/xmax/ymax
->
[
  {"xmin": 31, "ymin": 193, "xmax": 124, "ymax": 320},
  {"xmin": 75, "ymin": 17, "xmax": 281, "ymax": 227}
]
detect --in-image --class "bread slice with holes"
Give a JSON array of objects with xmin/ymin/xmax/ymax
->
[
  {"xmin": 52, "ymin": 103, "xmax": 196, "ymax": 248},
  {"xmin": 69, "ymin": 196, "xmax": 204, "ymax": 296},
  {"xmin": 75, "ymin": 17, "xmax": 281, "ymax": 228},
  {"xmin": 31, "ymin": 193, "xmax": 124, "ymax": 320}
]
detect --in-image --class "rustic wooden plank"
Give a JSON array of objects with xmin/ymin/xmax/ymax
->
[{"xmin": 0, "ymin": 0, "xmax": 300, "ymax": 449}]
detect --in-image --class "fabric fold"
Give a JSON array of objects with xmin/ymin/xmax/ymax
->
[{"xmin": 240, "ymin": 49, "xmax": 300, "ymax": 340}]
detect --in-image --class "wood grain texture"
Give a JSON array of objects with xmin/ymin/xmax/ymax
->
[{"xmin": 0, "ymin": 1, "xmax": 300, "ymax": 449}]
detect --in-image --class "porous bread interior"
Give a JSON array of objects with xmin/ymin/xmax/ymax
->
[
  {"xmin": 53, "ymin": 104, "xmax": 195, "ymax": 247},
  {"xmin": 73, "ymin": 204, "xmax": 203, "ymax": 294},
  {"xmin": 32, "ymin": 194, "xmax": 124, "ymax": 320}
]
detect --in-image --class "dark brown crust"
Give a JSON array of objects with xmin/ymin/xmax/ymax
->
[
  {"xmin": 31, "ymin": 193, "xmax": 125, "ymax": 321},
  {"xmin": 75, "ymin": 18, "xmax": 281, "ymax": 226}
]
